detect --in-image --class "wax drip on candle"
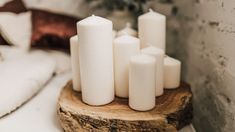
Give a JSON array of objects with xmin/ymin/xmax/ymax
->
[
  {"xmin": 92, "ymin": 14, "xmax": 95, "ymax": 17},
  {"xmin": 149, "ymin": 8, "xmax": 153, "ymax": 12}
]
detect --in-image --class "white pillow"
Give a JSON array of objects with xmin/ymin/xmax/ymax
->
[{"xmin": 0, "ymin": 12, "xmax": 31, "ymax": 51}]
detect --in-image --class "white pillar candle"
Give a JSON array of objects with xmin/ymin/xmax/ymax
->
[
  {"xmin": 129, "ymin": 54, "xmax": 156, "ymax": 111},
  {"xmin": 77, "ymin": 15, "xmax": 114, "ymax": 106},
  {"xmin": 164, "ymin": 56, "xmax": 181, "ymax": 89},
  {"xmin": 138, "ymin": 9, "xmax": 166, "ymax": 51},
  {"xmin": 141, "ymin": 45, "xmax": 164, "ymax": 96},
  {"xmin": 70, "ymin": 35, "xmax": 81, "ymax": 92},
  {"xmin": 114, "ymin": 35, "xmax": 140, "ymax": 98},
  {"xmin": 117, "ymin": 23, "xmax": 137, "ymax": 37}
]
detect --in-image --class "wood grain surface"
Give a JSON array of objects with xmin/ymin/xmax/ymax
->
[{"xmin": 57, "ymin": 80, "xmax": 193, "ymax": 132}]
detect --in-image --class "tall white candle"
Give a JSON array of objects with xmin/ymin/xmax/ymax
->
[
  {"xmin": 138, "ymin": 9, "xmax": 166, "ymax": 51},
  {"xmin": 70, "ymin": 35, "xmax": 81, "ymax": 92},
  {"xmin": 141, "ymin": 45, "xmax": 164, "ymax": 96},
  {"xmin": 129, "ymin": 54, "xmax": 156, "ymax": 111},
  {"xmin": 117, "ymin": 23, "xmax": 137, "ymax": 37},
  {"xmin": 114, "ymin": 34, "xmax": 140, "ymax": 98},
  {"xmin": 77, "ymin": 15, "xmax": 114, "ymax": 105},
  {"xmin": 164, "ymin": 56, "xmax": 181, "ymax": 89}
]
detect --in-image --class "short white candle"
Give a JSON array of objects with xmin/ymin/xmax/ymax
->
[
  {"xmin": 70, "ymin": 35, "xmax": 81, "ymax": 92},
  {"xmin": 141, "ymin": 45, "xmax": 164, "ymax": 96},
  {"xmin": 77, "ymin": 15, "xmax": 114, "ymax": 105},
  {"xmin": 138, "ymin": 9, "xmax": 166, "ymax": 51},
  {"xmin": 114, "ymin": 34, "xmax": 140, "ymax": 98},
  {"xmin": 129, "ymin": 54, "xmax": 156, "ymax": 111},
  {"xmin": 164, "ymin": 56, "xmax": 181, "ymax": 89},
  {"xmin": 117, "ymin": 23, "xmax": 137, "ymax": 37}
]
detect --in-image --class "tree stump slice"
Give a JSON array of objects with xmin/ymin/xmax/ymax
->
[{"xmin": 57, "ymin": 81, "xmax": 193, "ymax": 132}]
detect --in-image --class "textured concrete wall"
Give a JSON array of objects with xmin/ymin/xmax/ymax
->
[
  {"xmin": 175, "ymin": 1, "xmax": 235, "ymax": 132},
  {"xmin": 149, "ymin": 0, "xmax": 235, "ymax": 131}
]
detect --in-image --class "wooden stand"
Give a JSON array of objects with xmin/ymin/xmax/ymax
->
[{"xmin": 57, "ymin": 81, "xmax": 193, "ymax": 132}]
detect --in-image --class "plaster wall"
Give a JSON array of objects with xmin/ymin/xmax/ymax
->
[{"xmin": 150, "ymin": 0, "xmax": 235, "ymax": 131}]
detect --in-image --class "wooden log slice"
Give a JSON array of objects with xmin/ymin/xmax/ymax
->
[{"xmin": 57, "ymin": 81, "xmax": 193, "ymax": 132}]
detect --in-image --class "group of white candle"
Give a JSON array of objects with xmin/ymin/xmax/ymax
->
[{"xmin": 70, "ymin": 9, "xmax": 181, "ymax": 111}]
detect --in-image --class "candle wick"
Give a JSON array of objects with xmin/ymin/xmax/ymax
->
[{"xmin": 149, "ymin": 8, "xmax": 153, "ymax": 12}]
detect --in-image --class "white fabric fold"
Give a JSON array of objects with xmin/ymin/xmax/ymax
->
[
  {"xmin": 0, "ymin": 51, "xmax": 56, "ymax": 117},
  {"xmin": 47, "ymin": 50, "xmax": 71, "ymax": 75},
  {"xmin": 0, "ymin": 72, "xmax": 71, "ymax": 131},
  {"xmin": 0, "ymin": 46, "xmax": 27, "ymax": 60}
]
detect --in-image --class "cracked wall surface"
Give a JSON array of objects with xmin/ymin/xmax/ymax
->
[{"xmin": 149, "ymin": 0, "xmax": 235, "ymax": 131}]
